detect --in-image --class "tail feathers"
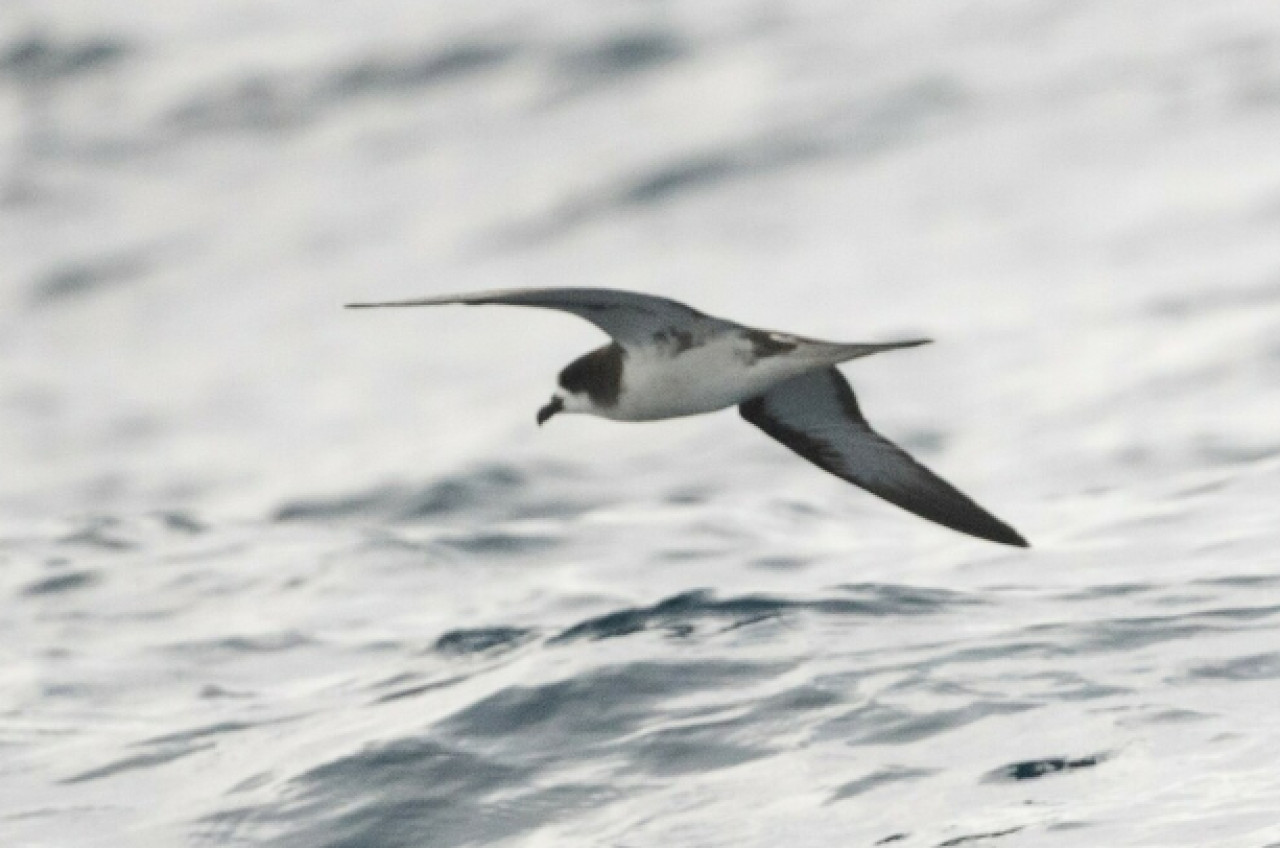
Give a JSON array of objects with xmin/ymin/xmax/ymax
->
[{"xmin": 826, "ymin": 338, "xmax": 933, "ymax": 363}]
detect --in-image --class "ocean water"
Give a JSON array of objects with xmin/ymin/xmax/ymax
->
[{"xmin": 4, "ymin": 2, "xmax": 1280, "ymax": 846}]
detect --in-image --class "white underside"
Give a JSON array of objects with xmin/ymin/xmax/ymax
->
[{"xmin": 592, "ymin": 334, "xmax": 831, "ymax": 421}]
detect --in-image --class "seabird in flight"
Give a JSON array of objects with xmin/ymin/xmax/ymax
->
[{"xmin": 347, "ymin": 287, "xmax": 1028, "ymax": 547}]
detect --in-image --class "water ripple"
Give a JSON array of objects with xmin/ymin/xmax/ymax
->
[
  {"xmin": 165, "ymin": 40, "xmax": 516, "ymax": 135},
  {"xmin": 553, "ymin": 585, "xmax": 976, "ymax": 643},
  {"xmin": 984, "ymin": 754, "xmax": 1104, "ymax": 782},
  {"xmin": 272, "ymin": 464, "xmax": 591, "ymax": 525},
  {"xmin": 1, "ymin": 32, "xmax": 130, "ymax": 83},
  {"xmin": 829, "ymin": 765, "xmax": 935, "ymax": 803},
  {"xmin": 433, "ymin": 627, "xmax": 534, "ymax": 656}
]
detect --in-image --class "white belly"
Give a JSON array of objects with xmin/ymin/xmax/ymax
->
[{"xmin": 603, "ymin": 337, "xmax": 806, "ymax": 421}]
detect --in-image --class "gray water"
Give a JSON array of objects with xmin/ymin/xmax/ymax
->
[{"xmin": 5, "ymin": 2, "xmax": 1280, "ymax": 846}]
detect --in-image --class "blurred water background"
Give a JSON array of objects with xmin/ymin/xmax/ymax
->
[{"xmin": 4, "ymin": 2, "xmax": 1280, "ymax": 846}]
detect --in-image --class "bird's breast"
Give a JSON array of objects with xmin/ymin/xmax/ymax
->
[{"xmin": 604, "ymin": 337, "xmax": 806, "ymax": 421}]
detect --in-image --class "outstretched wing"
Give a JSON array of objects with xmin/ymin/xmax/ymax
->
[
  {"xmin": 346, "ymin": 287, "xmax": 717, "ymax": 346},
  {"xmin": 739, "ymin": 367, "xmax": 1028, "ymax": 547}
]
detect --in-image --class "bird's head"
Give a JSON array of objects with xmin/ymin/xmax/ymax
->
[{"xmin": 538, "ymin": 344, "xmax": 622, "ymax": 426}]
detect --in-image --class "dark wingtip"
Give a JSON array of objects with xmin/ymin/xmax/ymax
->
[
  {"xmin": 1004, "ymin": 531, "xmax": 1032, "ymax": 548},
  {"xmin": 930, "ymin": 501, "xmax": 1029, "ymax": 548},
  {"xmin": 344, "ymin": 299, "xmax": 446, "ymax": 309},
  {"xmin": 983, "ymin": 523, "xmax": 1030, "ymax": 548}
]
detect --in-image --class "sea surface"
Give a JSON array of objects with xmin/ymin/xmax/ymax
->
[{"xmin": 4, "ymin": 2, "xmax": 1280, "ymax": 846}]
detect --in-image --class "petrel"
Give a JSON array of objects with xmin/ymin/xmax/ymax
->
[{"xmin": 347, "ymin": 287, "xmax": 1028, "ymax": 547}]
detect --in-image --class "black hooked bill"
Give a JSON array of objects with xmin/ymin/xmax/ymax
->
[{"xmin": 537, "ymin": 397, "xmax": 564, "ymax": 426}]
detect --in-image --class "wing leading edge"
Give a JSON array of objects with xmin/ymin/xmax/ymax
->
[{"xmin": 346, "ymin": 286, "xmax": 715, "ymax": 346}]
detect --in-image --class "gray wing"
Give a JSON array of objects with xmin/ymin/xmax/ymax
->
[
  {"xmin": 739, "ymin": 368, "xmax": 1028, "ymax": 547},
  {"xmin": 346, "ymin": 287, "xmax": 718, "ymax": 346}
]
